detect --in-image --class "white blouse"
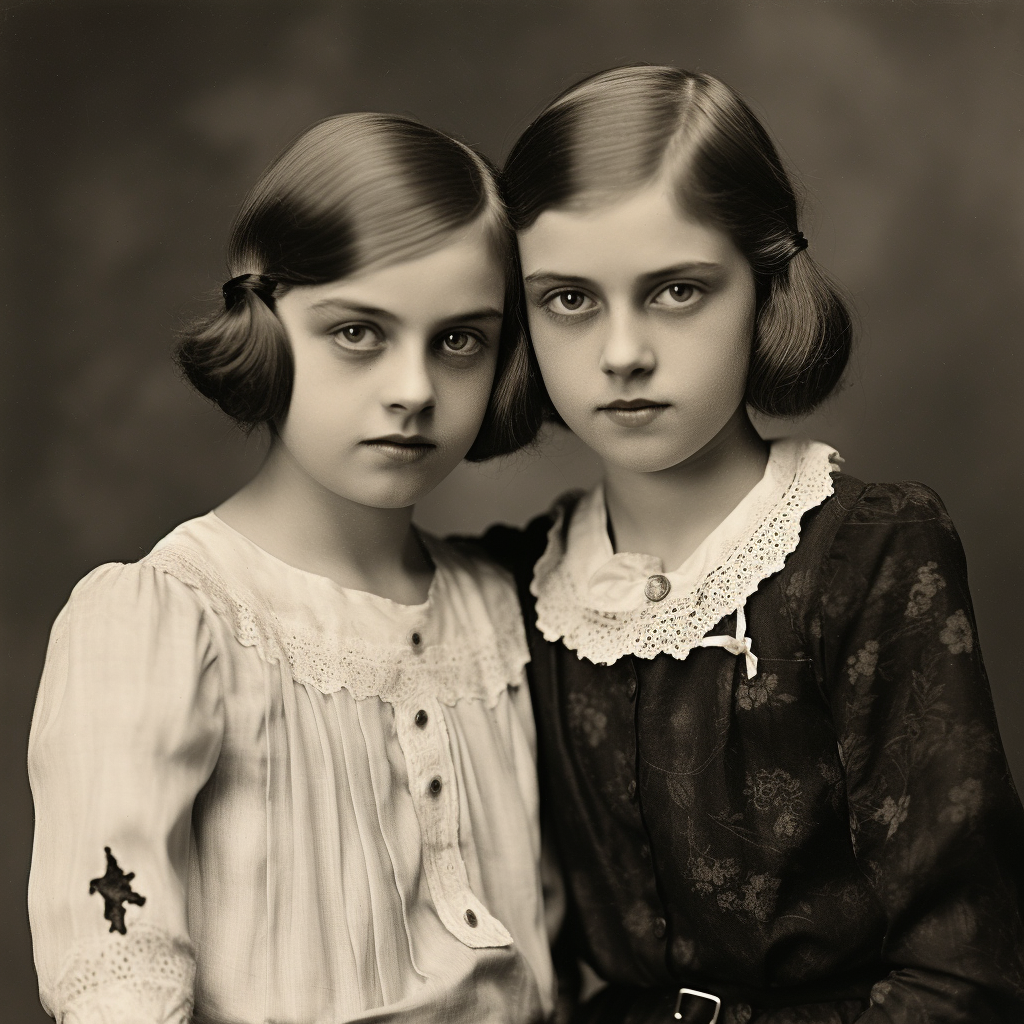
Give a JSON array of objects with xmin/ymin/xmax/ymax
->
[{"xmin": 28, "ymin": 514, "xmax": 554, "ymax": 1024}]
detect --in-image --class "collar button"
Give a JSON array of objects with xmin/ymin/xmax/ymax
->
[{"xmin": 644, "ymin": 574, "xmax": 671, "ymax": 602}]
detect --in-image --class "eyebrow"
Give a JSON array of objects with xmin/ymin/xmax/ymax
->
[
  {"xmin": 523, "ymin": 261, "xmax": 723, "ymax": 289},
  {"xmin": 306, "ymin": 299, "xmax": 504, "ymax": 324}
]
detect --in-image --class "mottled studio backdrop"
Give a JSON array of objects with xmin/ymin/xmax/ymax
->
[{"xmin": 2, "ymin": 1, "xmax": 1023, "ymax": 1018}]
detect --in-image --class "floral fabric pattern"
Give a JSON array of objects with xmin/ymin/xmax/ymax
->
[{"xmin": 481, "ymin": 475, "xmax": 1024, "ymax": 1024}]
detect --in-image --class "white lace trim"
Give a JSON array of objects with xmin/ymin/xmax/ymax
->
[
  {"xmin": 144, "ymin": 541, "xmax": 529, "ymax": 710},
  {"xmin": 531, "ymin": 438, "xmax": 839, "ymax": 665},
  {"xmin": 55, "ymin": 924, "xmax": 194, "ymax": 1024}
]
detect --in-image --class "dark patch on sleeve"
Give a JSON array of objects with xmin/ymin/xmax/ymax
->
[{"xmin": 89, "ymin": 847, "xmax": 146, "ymax": 934}]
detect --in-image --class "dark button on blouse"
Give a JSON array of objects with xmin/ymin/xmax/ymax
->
[
  {"xmin": 627, "ymin": 677, "xmax": 637, "ymax": 700},
  {"xmin": 644, "ymin": 574, "xmax": 671, "ymax": 602},
  {"xmin": 653, "ymin": 916, "xmax": 667, "ymax": 939},
  {"xmin": 465, "ymin": 909, "xmax": 478, "ymax": 927},
  {"xmin": 428, "ymin": 777, "xmax": 442, "ymax": 795},
  {"xmin": 409, "ymin": 630, "xmax": 423, "ymax": 650},
  {"xmin": 627, "ymin": 780, "xmax": 637, "ymax": 800},
  {"xmin": 414, "ymin": 709, "xmax": 428, "ymax": 728}
]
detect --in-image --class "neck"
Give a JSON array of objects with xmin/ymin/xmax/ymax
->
[
  {"xmin": 602, "ymin": 407, "xmax": 769, "ymax": 570},
  {"xmin": 215, "ymin": 437, "xmax": 431, "ymax": 604}
]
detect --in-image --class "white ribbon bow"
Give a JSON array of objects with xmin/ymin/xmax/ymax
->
[{"xmin": 696, "ymin": 604, "xmax": 758, "ymax": 679}]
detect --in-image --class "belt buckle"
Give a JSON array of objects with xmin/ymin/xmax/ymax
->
[{"xmin": 673, "ymin": 987, "xmax": 721, "ymax": 1024}]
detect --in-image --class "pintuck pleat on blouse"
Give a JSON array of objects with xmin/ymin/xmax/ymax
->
[{"xmin": 28, "ymin": 514, "xmax": 553, "ymax": 1024}]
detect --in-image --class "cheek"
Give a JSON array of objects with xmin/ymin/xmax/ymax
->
[
  {"xmin": 680, "ymin": 284, "xmax": 756, "ymax": 404},
  {"xmin": 433, "ymin": 364, "xmax": 496, "ymax": 437},
  {"xmin": 526, "ymin": 316, "xmax": 579, "ymax": 400},
  {"xmin": 277, "ymin": 350, "xmax": 363, "ymax": 453}
]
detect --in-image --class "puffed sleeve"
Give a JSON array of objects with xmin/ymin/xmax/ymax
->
[
  {"xmin": 817, "ymin": 483, "xmax": 1024, "ymax": 1022},
  {"xmin": 28, "ymin": 561, "xmax": 224, "ymax": 1024}
]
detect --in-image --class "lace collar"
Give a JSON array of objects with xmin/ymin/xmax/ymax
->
[
  {"xmin": 531, "ymin": 437, "xmax": 841, "ymax": 666},
  {"xmin": 144, "ymin": 513, "xmax": 529, "ymax": 708}
]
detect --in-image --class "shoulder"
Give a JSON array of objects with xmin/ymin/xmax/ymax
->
[
  {"xmin": 63, "ymin": 557, "xmax": 207, "ymax": 623},
  {"xmin": 772, "ymin": 475, "xmax": 969, "ymax": 627},
  {"xmin": 421, "ymin": 532, "xmax": 534, "ymax": 693},
  {"xmin": 141, "ymin": 513, "xmax": 270, "ymax": 618},
  {"xmin": 797, "ymin": 475, "xmax": 959, "ymax": 555},
  {"xmin": 428, "ymin": 531, "xmax": 519, "ymax": 599},
  {"xmin": 58, "ymin": 515, "xmax": 248, "ymax": 635},
  {"xmin": 833, "ymin": 477, "xmax": 954, "ymax": 529},
  {"xmin": 810, "ymin": 476, "xmax": 971, "ymax": 614},
  {"xmin": 45, "ymin": 558, "xmax": 217, "ymax": 688},
  {"xmin": 824, "ymin": 476, "xmax": 962, "ymax": 559},
  {"xmin": 425, "ymin": 531, "xmax": 537, "ymax": 651},
  {"xmin": 452, "ymin": 490, "xmax": 585, "ymax": 589}
]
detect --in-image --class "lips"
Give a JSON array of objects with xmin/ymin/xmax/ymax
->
[
  {"xmin": 363, "ymin": 434, "xmax": 435, "ymax": 446},
  {"xmin": 600, "ymin": 399, "xmax": 668, "ymax": 411},
  {"xmin": 361, "ymin": 434, "xmax": 436, "ymax": 463},
  {"xmin": 597, "ymin": 399, "xmax": 670, "ymax": 427}
]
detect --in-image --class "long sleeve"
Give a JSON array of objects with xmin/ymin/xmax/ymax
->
[
  {"xmin": 28, "ymin": 562, "xmax": 225, "ymax": 1024},
  {"xmin": 817, "ymin": 483, "xmax": 1024, "ymax": 1023}
]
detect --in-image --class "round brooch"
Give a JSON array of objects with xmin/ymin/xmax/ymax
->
[{"xmin": 644, "ymin": 574, "xmax": 672, "ymax": 602}]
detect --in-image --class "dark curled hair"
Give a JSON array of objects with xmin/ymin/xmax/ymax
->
[
  {"xmin": 502, "ymin": 66, "xmax": 852, "ymax": 418},
  {"xmin": 177, "ymin": 113, "xmax": 544, "ymax": 459}
]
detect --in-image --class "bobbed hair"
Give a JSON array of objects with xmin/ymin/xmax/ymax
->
[
  {"xmin": 502, "ymin": 65, "xmax": 852, "ymax": 418},
  {"xmin": 177, "ymin": 113, "xmax": 544, "ymax": 459}
]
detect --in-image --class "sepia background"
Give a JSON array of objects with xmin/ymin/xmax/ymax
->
[{"xmin": 2, "ymin": 0, "xmax": 1023, "ymax": 1017}]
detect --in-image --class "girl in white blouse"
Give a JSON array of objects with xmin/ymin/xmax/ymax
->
[{"xmin": 28, "ymin": 114, "xmax": 554, "ymax": 1024}]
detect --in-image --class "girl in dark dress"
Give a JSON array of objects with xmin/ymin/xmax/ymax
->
[{"xmin": 480, "ymin": 66, "xmax": 1024, "ymax": 1023}]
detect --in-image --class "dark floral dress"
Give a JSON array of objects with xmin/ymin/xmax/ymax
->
[{"xmin": 479, "ymin": 474, "xmax": 1024, "ymax": 1024}]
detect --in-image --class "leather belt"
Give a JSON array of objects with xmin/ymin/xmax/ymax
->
[
  {"xmin": 673, "ymin": 987, "xmax": 721, "ymax": 1024},
  {"xmin": 572, "ymin": 970, "xmax": 882, "ymax": 1024}
]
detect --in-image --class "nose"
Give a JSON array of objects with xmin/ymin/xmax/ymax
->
[
  {"xmin": 598, "ymin": 309, "xmax": 656, "ymax": 380},
  {"xmin": 385, "ymin": 342, "xmax": 436, "ymax": 419}
]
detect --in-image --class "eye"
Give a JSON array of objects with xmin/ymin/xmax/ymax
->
[
  {"xmin": 331, "ymin": 323, "xmax": 383, "ymax": 350},
  {"xmin": 651, "ymin": 282, "xmax": 701, "ymax": 308},
  {"xmin": 544, "ymin": 290, "xmax": 595, "ymax": 315},
  {"xmin": 436, "ymin": 330, "xmax": 483, "ymax": 357}
]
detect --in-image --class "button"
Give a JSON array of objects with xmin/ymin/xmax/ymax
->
[
  {"xmin": 627, "ymin": 780, "xmax": 637, "ymax": 800},
  {"xmin": 428, "ymin": 777, "xmax": 442, "ymax": 795},
  {"xmin": 640, "ymin": 843, "xmax": 650, "ymax": 859},
  {"xmin": 409, "ymin": 630, "xmax": 423, "ymax": 650},
  {"xmin": 414, "ymin": 709, "xmax": 428, "ymax": 728},
  {"xmin": 653, "ymin": 916, "xmax": 666, "ymax": 939},
  {"xmin": 464, "ymin": 909, "xmax": 478, "ymax": 927},
  {"xmin": 644, "ymin": 574, "xmax": 671, "ymax": 602},
  {"xmin": 627, "ymin": 677, "xmax": 637, "ymax": 700}
]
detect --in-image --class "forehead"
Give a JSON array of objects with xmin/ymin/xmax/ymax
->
[
  {"xmin": 517, "ymin": 181, "xmax": 740, "ymax": 279},
  {"xmin": 293, "ymin": 218, "xmax": 506, "ymax": 318}
]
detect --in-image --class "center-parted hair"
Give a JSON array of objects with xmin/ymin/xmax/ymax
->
[
  {"xmin": 177, "ymin": 113, "xmax": 543, "ymax": 459},
  {"xmin": 503, "ymin": 66, "xmax": 852, "ymax": 417}
]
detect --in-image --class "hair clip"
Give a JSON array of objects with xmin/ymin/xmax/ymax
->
[{"xmin": 222, "ymin": 273, "xmax": 276, "ymax": 311}]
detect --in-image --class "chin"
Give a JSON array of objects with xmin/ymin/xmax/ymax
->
[
  {"xmin": 361, "ymin": 482, "xmax": 438, "ymax": 509},
  {"xmin": 584, "ymin": 433, "xmax": 701, "ymax": 475},
  {"xmin": 324, "ymin": 470, "xmax": 440, "ymax": 511}
]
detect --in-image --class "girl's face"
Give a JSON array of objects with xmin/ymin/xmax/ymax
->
[
  {"xmin": 274, "ymin": 219, "xmax": 504, "ymax": 509},
  {"xmin": 518, "ymin": 181, "xmax": 757, "ymax": 474}
]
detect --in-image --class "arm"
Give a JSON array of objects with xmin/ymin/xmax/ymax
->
[
  {"xmin": 28, "ymin": 562, "xmax": 224, "ymax": 1024},
  {"xmin": 815, "ymin": 483, "xmax": 1024, "ymax": 1023}
]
